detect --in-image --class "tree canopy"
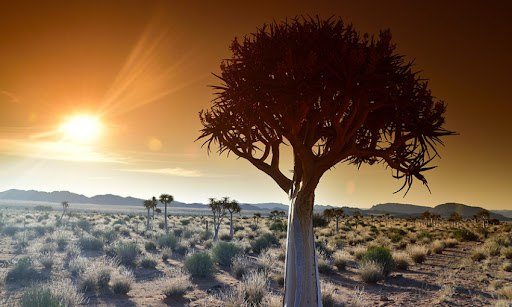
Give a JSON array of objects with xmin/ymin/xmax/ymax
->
[{"xmin": 199, "ymin": 17, "xmax": 453, "ymax": 196}]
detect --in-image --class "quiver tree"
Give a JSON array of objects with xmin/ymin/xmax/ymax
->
[
  {"xmin": 199, "ymin": 17, "xmax": 453, "ymax": 306},
  {"xmin": 323, "ymin": 208, "xmax": 344, "ymax": 233},
  {"xmin": 223, "ymin": 197, "xmax": 241, "ymax": 240},
  {"xmin": 208, "ymin": 197, "xmax": 227, "ymax": 241},
  {"xmin": 449, "ymin": 211, "xmax": 462, "ymax": 228},
  {"xmin": 253, "ymin": 212, "xmax": 261, "ymax": 226},
  {"xmin": 159, "ymin": 194, "xmax": 174, "ymax": 233},
  {"xmin": 143, "ymin": 198, "xmax": 156, "ymax": 230},
  {"xmin": 60, "ymin": 201, "xmax": 69, "ymax": 221}
]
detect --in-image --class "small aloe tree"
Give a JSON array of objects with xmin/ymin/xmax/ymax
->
[
  {"xmin": 208, "ymin": 197, "xmax": 227, "ymax": 241},
  {"xmin": 60, "ymin": 201, "xmax": 69, "ymax": 221},
  {"xmin": 159, "ymin": 194, "xmax": 174, "ymax": 233},
  {"xmin": 143, "ymin": 199, "xmax": 154, "ymax": 230},
  {"xmin": 224, "ymin": 197, "xmax": 241, "ymax": 240},
  {"xmin": 324, "ymin": 208, "xmax": 345, "ymax": 233}
]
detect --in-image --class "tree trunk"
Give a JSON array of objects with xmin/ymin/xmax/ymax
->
[
  {"xmin": 283, "ymin": 190, "xmax": 322, "ymax": 307},
  {"xmin": 229, "ymin": 212, "xmax": 234, "ymax": 240},
  {"xmin": 213, "ymin": 214, "xmax": 219, "ymax": 241},
  {"xmin": 147, "ymin": 208, "xmax": 150, "ymax": 230},
  {"xmin": 164, "ymin": 204, "xmax": 168, "ymax": 233},
  {"xmin": 335, "ymin": 216, "xmax": 339, "ymax": 234}
]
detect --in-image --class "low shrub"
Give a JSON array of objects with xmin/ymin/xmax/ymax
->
[
  {"xmin": 321, "ymin": 281, "xmax": 339, "ymax": 307},
  {"xmin": 471, "ymin": 247, "xmax": 487, "ymax": 262},
  {"xmin": 312, "ymin": 214, "xmax": 328, "ymax": 228},
  {"xmin": 144, "ymin": 241, "xmax": 157, "ymax": 252},
  {"xmin": 317, "ymin": 255, "xmax": 333, "ymax": 274},
  {"xmin": 251, "ymin": 233, "xmax": 278, "ymax": 254},
  {"xmin": 502, "ymin": 247, "xmax": 512, "ymax": 259},
  {"xmin": 140, "ymin": 255, "xmax": 158, "ymax": 269},
  {"xmin": 240, "ymin": 271, "xmax": 268, "ymax": 306},
  {"xmin": 116, "ymin": 243, "xmax": 139, "ymax": 266},
  {"xmin": 502, "ymin": 262, "xmax": 512, "ymax": 272},
  {"xmin": 431, "ymin": 240, "xmax": 445, "ymax": 254},
  {"xmin": 161, "ymin": 247, "xmax": 172, "ymax": 261},
  {"xmin": 2, "ymin": 226, "xmax": 20, "ymax": 236},
  {"xmin": 453, "ymin": 228, "xmax": 478, "ymax": 242},
  {"xmin": 360, "ymin": 246, "xmax": 394, "ymax": 276},
  {"xmin": 269, "ymin": 221, "xmax": 287, "ymax": 232},
  {"xmin": 38, "ymin": 252, "xmax": 54, "ymax": 269},
  {"xmin": 158, "ymin": 233, "xmax": 178, "ymax": 250},
  {"xmin": 162, "ymin": 269, "xmax": 193, "ymax": 298},
  {"xmin": 20, "ymin": 286, "xmax": 60, "ymax": 307},
  {"xmin": 78, "ymin": 236, "xmax": 103, "ymax": 251},
  {"xmin": 77, "ymin": 219, "xmax": 92, "ymax": 232},
  {"xmin": 408, "ymin": 245, "xmax": 429, "ymax": 264},
  {"xmin": 231, "ymin": 255, "xmax": 251, "ymax": 279},
  {"xmin": 6, "ymin": 257, "xmax": 38, "ymax": 283},
  {"xmin": 184, "ymin": 252, "xmax": 214, "ymax": 278},
  {"xmin": 111, "ymin": 269, "xmax": 134, "ymax": 294},
  {"xmin": 393, "ymin": 251, "xmax": 410, "ymax": 270},
  {"xmin": 219, "ymin": 232, "xmax": 232, "ymax": 241},
  {"xmin": 212, "ymin": 242, "xmax": 242, "ymax": 267},
  {"xmin": 332, "ymin": 250, "xmax": 350, "ymax": 271},
  {"xmin": 359, "ymin": 260, "xmax": 384, "ymax": 283}
]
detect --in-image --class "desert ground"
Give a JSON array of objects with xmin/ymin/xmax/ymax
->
[{"xmin": 0, "ymin": 204, "xmax": 511, "ymax": 306}]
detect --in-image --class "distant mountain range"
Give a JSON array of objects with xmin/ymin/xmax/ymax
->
[
  {"xmin": 0, "ymin": 189, "xmax": 510, "ymax": 220},
  {"xmin": 371, "ymin": 203, "xmax": 510, "ymax": 220}
]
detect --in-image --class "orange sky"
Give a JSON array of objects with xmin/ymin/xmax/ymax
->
[{"xmin": 0, "ymin": 1, "xmax": 511, "ymax": 209}]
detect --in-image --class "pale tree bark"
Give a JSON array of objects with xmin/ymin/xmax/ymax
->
[
  {"xmin": 147, "ymin": 208, "xmax": 151, "ymax": 230},
  {"xmin": 164, "ymin": 204, "xmax": 168, "ymax": 233},
  {"xmin": 283, "ymin": 190, "xmax": 322, "ymax": 307},
  {"xmin": 229, "ymin": 212, "xmax": 234, "ymax": 240}
]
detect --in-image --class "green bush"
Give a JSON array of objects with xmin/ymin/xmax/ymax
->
[
  {"xmin": 184, "ymin": 252, "xmax": 214, "ymax": 277},
  {"xmin": 251, "ymin": 233, "xmax": 278, "ymax": 254},
  {"xmin": 453, "ymin": 228, "xmax": 478, "ymax": 242},
  {"xmin": 312, "ymin": 214, "xmax": 328, "ymax": 228},
  {"xmin": 140, "ymin": 256, "xmax": 158, "ymax": 269},
  {"xmin": 2, "ymin": 226, "xmax": 20, "ymax": 236},
  {"xmin": 219, "ymin": 233, "xmax": 232, "ymax": 241},
  {"xmin": 20, "ymin": 286, "xmax": 60, "ymax": 307},
  {"xmin": 6, "ymin": 257, "xmax": 39, "ymax": 283},
  {"xmin": 158, "ymin": 233, "xmax": 178, "ymax": 250},
  {"xmin": 77, "ymin": 219, "xmax": 92, "ymax": 232},
  {"xmin": 102, "ymin": 229, "xmax": 118, "ymax": 243},
  {"xmin": 360, "ymin": 246, "xmax": 394, "ymax": 276},
  {"xmin": 212, "ymin": 242, "xmax": 242, "ymax": 267},
  {"xmin": 269, "ymin": 220, "xmax": 287, "ymax": 232},
  {"xmin": 78, "ymin": 236, "xmax": 103, "ymax": 251},
  {"xmin": 116, "ymin": 243, "xmax": 139, "ymax": 266},
  {"xmin": 144, "ymin": 241, "xmax": 157, "ymax": 252}
]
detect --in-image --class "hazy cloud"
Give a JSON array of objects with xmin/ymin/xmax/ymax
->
[
  {"xmin": 0, "ymin": 138, "xmax": 126, "ymax": 164},
  {"xmin": 123, "ymin": 167, "xmax": 201, "ymax": 177}
]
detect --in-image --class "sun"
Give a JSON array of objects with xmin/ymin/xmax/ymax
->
[{"xmin": 59, "ymin": 114, "xmax": 103, "ymax": 142}]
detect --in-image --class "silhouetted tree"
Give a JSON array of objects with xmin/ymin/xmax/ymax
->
[
  {"xmin": 198, "ymin": 17, "xmax": 453, "ymax": 305},
  {"xmin": 223, "ymin": 197, "xmax": 241, "ymax": 240},
  {"xmin": 208, "ymin": 197, "xmax": 226, "ymax": 241},
  {"xmin": 159, "ymin": 194, "xmax": 174, "ymax": 233}
]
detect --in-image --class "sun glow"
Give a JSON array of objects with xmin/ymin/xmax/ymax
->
[{"xmin": 59, "ymin": 115, "xmax": 103, "ymax": 142}]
